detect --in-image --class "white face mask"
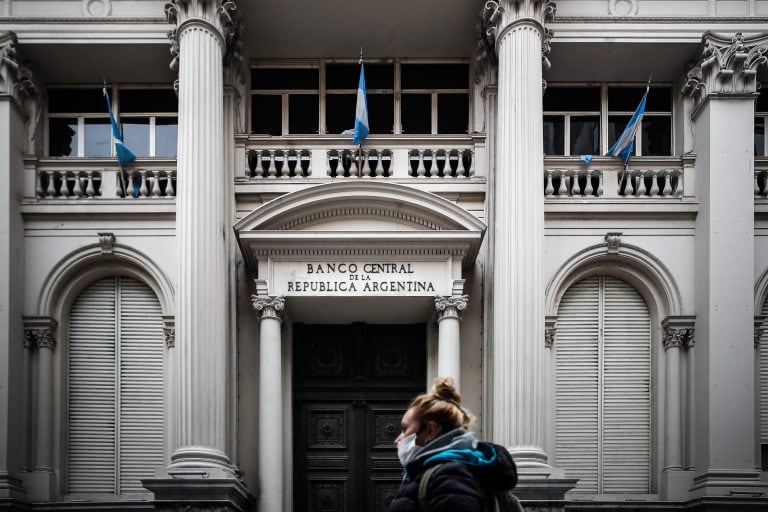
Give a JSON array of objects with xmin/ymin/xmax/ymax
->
[{"xmin": 397, "ymin": 432, "xmax": 423, "ymax": 467}]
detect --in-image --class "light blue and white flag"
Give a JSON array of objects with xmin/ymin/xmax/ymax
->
[
  {"xmin": 605, "ymin": 85, "xmax": 648, "ymax": 163},
  {"xmin": 102, "ymin": 85, "xmax": 136, "ymax": 167},
  {"xmin": 353, "ymin": 63, "xmax": 369, "ymax": 145}
]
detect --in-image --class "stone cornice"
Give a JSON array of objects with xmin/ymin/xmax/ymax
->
[
  {"xmin": 0, "ymin": 31, "xmax": 38, "ymax": 111},
  {"xmin": 251, "ymin": 295, "xmax": 285, "ymax": 321},
  {"xmin": 683, "ymin": 31, "xmax": 768, "ymax": 113},
  {"xmin": 435, "ymin": 295, "xmax": 469, "ymax": 321}
]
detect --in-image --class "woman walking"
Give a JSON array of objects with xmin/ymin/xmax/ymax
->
[{"xmin": 389, "ymin": 377, "xmax": 518, "ymax": 512}]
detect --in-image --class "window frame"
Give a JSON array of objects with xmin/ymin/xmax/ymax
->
[{"xmin": 249, "ymin": 58, "xmax": 473, "ymax": 137}]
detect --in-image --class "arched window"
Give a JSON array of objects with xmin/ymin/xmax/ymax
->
[
  {"xmin": 555, "ymin": 275, "xmax": 652, "ymax": 494},
  {"xmin": 67, "ymin": 276, "xmax": 164, "ymax": 495},
  {"xmin": 760, "ymin": 296, "xmax": 768, "ymax": 470}
]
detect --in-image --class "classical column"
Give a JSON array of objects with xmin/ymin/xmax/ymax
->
[
  {"xmin": 252, "ymin": 295, "xmax": 285, "ymax": 512},
  {"xmin": 164, "ymin": 0, "xmax": 239, "ymax": 473},
  {"xmin": 682, "ymin": 31, "xmax": 768, "ymax": 497},
  {"xmin": 434, "ymin": 295, "xmax": 468, "ymax": 389},
  {"xmin": 0, "ymin": 31, "xmax": 37, "ymax": 502},
  {"xmin": 661, "ymin": 321, "xmax": 690, "ymax": 472},
  {"xmin": 486, "ymin": 0, "xmax": 555, "ymax": 469}
]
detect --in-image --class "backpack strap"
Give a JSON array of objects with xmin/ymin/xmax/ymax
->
[{"xmin": 417, "ymin": 464, "xmax": 442, "ymax": 511}]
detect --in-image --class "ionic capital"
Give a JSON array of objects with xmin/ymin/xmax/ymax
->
[
  {"xmin": 435, "ymin": 295, "xmax": 469, "ymax": 321},
  {"xmin": 0, "ymin": 31, "xmax": 39, "ymax": 111},
  {"xmin": 252, "ymin": 295, "xmax": 285, "ymax": 321},
  {"xmin": 165, "ymin": 0, "xmax": 241, "ymax": 70},
  {"xmin": 481, "ymin": 1, "xmax": 556, "ymax": 67},
  {"xmin": 23, "ymin": 316, "xmax": 58, "ymax": 351},
  {"xmin": 683, "ymin": 32, "xmax": 768, "ymax": 111}
]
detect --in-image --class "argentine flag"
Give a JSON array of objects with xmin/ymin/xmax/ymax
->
[
  {"xmin": 103, "ymin": 85, "xmax": 136, "ymax": 167},
  {"xmin": 605, "ymin": 85, "xmax": 648, "ymax": 163},
  {"xmin": 353, "ymin": 64, "xmax": 369, "ymax": 145}
]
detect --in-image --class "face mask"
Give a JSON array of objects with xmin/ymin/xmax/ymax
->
[{"xmin": 397, "ymin": 432, "xmax": 423, "ymax": 467}]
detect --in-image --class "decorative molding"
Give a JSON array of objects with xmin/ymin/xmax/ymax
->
[
  {"xmin": 756, "ymin": 316, "xmax": 766, "ymax": 349},
  {"xmin": 0, "ymin": 31, "xmax": 38, "ymax": 111},
  {"xmin": 544, "ymin": 315, "xmax": 557, "ymax": 349},
  {"xmin": 82, "ymin": 0, "xmax": 112, "ymax": 17},
  {"xmin": 552, "ymin": 16, "xmax": 768, "ymax": 24},
  {"xmin": 163, "ymin": 315, "xmax": 176, "ymax": 348},
  {"xmin": 434, "ymin": 295, "xmax": 469, "ymax": 321},
  {"xmin": 605, "ymin": 232, "xmax": 622, "ymax": 254},
  {"xmin": 23, "ymin": 316, "xmax": 58, "ymax": 351},
  {"xmin": 661, "ymin": 316, "xmax": 696, "ymax": 351},
  {"xmin": 608, "ymin": 0, "xmax": 638, "ymax": 17},
  {"xmin": 97, "ymin": 232, "xmax": 116, "ymax": 254},
  {"xmin": 683, "ymin": 32, "xmax": 768, "ymax": 112},
  {"xmin": 251, "ymin": 295, "xmax": 285, "ymax": 321}
]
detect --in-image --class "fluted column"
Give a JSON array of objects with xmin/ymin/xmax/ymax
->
[
  {"xmin": 252, "ymin": 296, "xmax": 285, "ymax": 512},
  {"xmin": 487, "ymin": 0, "xmax": 555, "ymax": 468},
  {"xmin": 435, "ymin": 295, "xmax": 468, "ymax": 390},
  {"xmin": 165, "ymin": 0, "xmax": 239, "ymax": 472},
  {"xmin": 661, "ymin": 324, "xmax": 689, "ymax": 471}
]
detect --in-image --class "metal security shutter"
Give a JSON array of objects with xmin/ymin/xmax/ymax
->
[
  {"xmin": 118, "ymin": 278, "xmax": 165, "ymax": 493},
  {"xmin": 68, "ymin": 278, "xmax": 117, "ymax": 494},
  {"xmin": 67, "ymin": 276, "xmax": 164, "ymax": 495},
  {"xmin": 556, "ymin": 276, "xmax": 600, "ymax": 493},
  {"xmin": 602, "ymin": 276, "xmax": 651, "ymax": 493},
  {"xmin": 760, "ymin": 298, "xmax": 768, "ymax": 446},
  {"xmin": 556, "ymin": 275, "xmax": 651, "ymax": 495}
]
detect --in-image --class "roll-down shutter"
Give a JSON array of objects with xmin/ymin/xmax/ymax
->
[
  {"xmin": 556, "ymin": 275, "xmax": 651, "ymax": 494},
  {"xmin": 68, "ymin": 276, "xmax": 164, "ymax": 495},
  {"xmin": 760, "ymin": 298, "xmax": 768, "ymax": 450}
]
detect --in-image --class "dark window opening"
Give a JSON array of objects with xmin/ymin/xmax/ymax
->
[
  {"xmin": 326, "ymin": 94, "xmax": 355, "ymax": 134},
  {"xmin": 544, "ymin": 116, "xmax": 565, "ymax": 155},
  {"xmin": 251, "ymin": 68, "xmax": 318, "ymax": 90},
  {"xmin": 48, "ymin": 89, "xmax": 104, "ymax": 114},
  {"xmin": 609, "ymin": 87, "xmax": 672, "ymax": 111},
  {"xmin": 288, "ymin": 94, "xmax": 319, "ymax": 134},
  {"xmin": 49, "ymin": 118, "xmax": 78, "ymax": 157},
  {"xmin": 437, "ymin": 93, "xmax": 468, "ymax": 134},
  {"xmin": 401, "ymin": 64, "xmax": 469, "ymax": 89},
  {"xmin": 251, "ymin": 95, "xmax": 282, "ymax": 136},
  {"xmin": 368, "ymin": 93, "xmax": 394, "ymax": 134},
  {"xmin": 402, "ymin": 94, "xmax": 431, "ymax": 134},
  {"xmin": 641, "ymin": 116, "xmax": 672, "ymax": 156},
  {"xmin": 544, "ymin": 87, "xmax": 601, "ymax": 111},
  {"xmin": 570, "ymin": 116, "xmax": 600, "ymax": 156},
  {"xmin": 120, "ymin": 89, "xmax": 178, "ymax": 113},
  {"xmin": 326, "ymin": 63, "xmax": 394, "ymax": 90}
]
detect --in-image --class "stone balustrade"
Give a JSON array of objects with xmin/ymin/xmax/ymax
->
[{"xmin": 756, "ymin": 158, "xmax": 768, "ymax": 198}]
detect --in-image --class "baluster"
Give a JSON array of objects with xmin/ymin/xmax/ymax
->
[
  {"xmin": 86, "ymin": 171, "xmax": 96, "ymax": 198},
  {"xmin": 756, "ymin": 171, "xmax": 761, "ymax": 197},
  {"xmin": 61, "ymin": 172, "xmax": 71, "ymax": 198},
  {"xmin": 302, "ymin": 151, "xmax": 312, "ymax": 177},
  {"xmin": 151, "ymin": 171, "xmax": 162, "ymax": 197},
  {"xmin": 289, "ymin": 151, "xmax": 299, "ymax": 178},
  {"xmin": 36, "ymin": 170, "xmax": 44, "ymax": 198},
  {"xmin": 566, "ymin": 173, "xmax": 574, "ymax": 196},
  {"xmin": 429, "ymin": 151, "xmax": 438, "ymax": 178},
  {"xmin": 72, "ymin": 171, "xmax": 84, "ymax": 198},
  {"xmin": 47, "ymin": 171, "xmax": 58, "ymax": 197},
  {"xmin": 662, "ymin": 171, "xmax": 672, "ymax": 197},
  {"xmin": 167, "ymin": 172, "xmax": 176, "ymax": 197},
  {"xmin": 361, "ymin": 150, "xmax": 371, "ymax": 177},
  {"xmin": 327, "ymin": 151, "xmax": 335, "ymax": 177},
  {"xmin": 544, "ymin": 170, "xmax": 554, "ymax": 196},
  {"xmin": 139, "ymin": 170, "xmax": 149, "ymax": 197},
  {"xmin": 456, "ymin": 151, "xmax": 466, "ymax": 177},
  {"xmin": 596, "ymin": 171, "xmax": 604, "ymax": 197},
  {"xmin": 635, "ymin": 171, "xmax": 646, "ymax": 197},
  {"xmin": 117, "ymin": 170, "xmax": 125, "ymax": 197},
  {"xmin": 440, "ymin": 152, "xmax": 449, "ymax": 177},
  {"xmin": 649, "ymin": 171, "xmax": 659, "ymax": 196},
  {"xmin": 250, "ymin": 150, "xmax": 261, "ymax": 177},
  {"xmin": 466, "ymin": 150, "xmax": 475, "ymax": 177},
  {"xmin": 557, "ymin": 171, "xmax": 567, "ymax": 196},
  {"xmin": 762, "ymin": 171, "xmax": 768, "ymax": 197},
  {"xmin": 267, "ymin": 150, "xmax": 277, "ymax": 177},
  {"xmin": 585, "ymin": 170, "xmax": 594, "ymax": 196},
  {"xmin": 374, "ymin": 152, "xmax": 384, "ymax": 178},
  {"xmin": 416, "ymin": 151, "xmax": 426, "ymax": 177}
]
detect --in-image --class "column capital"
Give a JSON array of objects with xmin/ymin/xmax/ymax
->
[
  {"xmin": 0, "ymin": 31, "xmax": 39, "ymax": 111},
  {"xmin": 683, "ymin": 31, "xmax": 768, "ymax": 111},
  {"xmin": 435, "ymin": 294, "xmax": 468, "ymax": 321},
  {"xmin": 544, "ymin": 315, "xmax": 557, "ymax": 349},
  {"xmin": 165, "ymin": 0, "xmax": 241, "ymax": 70},
  {"xmin": 163, "ymin": 315, "xmax": 176, "ymax": 348},
  {"xmin": 23, "ymin": 316, "xmax": 58, "ymax": 351},
  {"xmin": 252, "ymin": 295, "xmax": 285, "ymax": 321},
  {"xmin": 481, "ymin": 1, "xmax": 556, "ymax": 68},
  {"xmin": 661, "ymin": 315, "xmax": 695, "ymax": 350}
]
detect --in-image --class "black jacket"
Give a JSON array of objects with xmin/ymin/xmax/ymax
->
[{"xmin": 388, "ymin": 429, "xmax": 518, "ymax": 512}]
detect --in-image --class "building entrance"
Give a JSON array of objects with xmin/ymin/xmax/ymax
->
[{"xmin": 292, "ymin": 323, "xmax": 427, "ymax": 511}]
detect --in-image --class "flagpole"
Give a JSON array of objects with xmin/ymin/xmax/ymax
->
[
  {"xmin": 357, "ymin": 47, "xmax": 363, "ymax": 178},
  {"xmin": 103, "ymin": 79, "xmax": 129, "ymax": 197}
]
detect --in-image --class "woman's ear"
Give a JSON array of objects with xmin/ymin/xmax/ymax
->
[{"xmin": 425, "ymin": 420, "xmax": 441, "ymax": 442}]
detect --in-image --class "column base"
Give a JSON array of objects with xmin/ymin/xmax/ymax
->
[
  {"xmin": 20, "ymin": 469, "xmax": 54, "ymax": 502},
  {"xmin": 661, "ymin": 469, "xmax": 695, "ymax": 501},
  {"xmin": 512, "ymin": 477, "xmax": 578, "ymax": 501},
  {"xmin": 688, "ymin": 469, "xmax": 768, "ymax": 499},
  {"xmin": 143, "ymin": 472, "xmax": 256, "ymax": 512},
  {"xmin": 0, "ymin": 473, "xmax": 26, "ymax": 501}
]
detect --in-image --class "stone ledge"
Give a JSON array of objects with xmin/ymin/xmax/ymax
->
[{"xmin": 142, "ymin": 478, "xmax": 255, "ymax": 512}]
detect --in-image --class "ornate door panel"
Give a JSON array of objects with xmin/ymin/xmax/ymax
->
[{"xmin": 293, "ymin": 324, "xmax": 426, "ymax": 512}]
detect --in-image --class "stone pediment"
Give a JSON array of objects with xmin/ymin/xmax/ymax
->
[{"xmin": 234, "ymin": 182, "xmax": 486, "ymax": 279}]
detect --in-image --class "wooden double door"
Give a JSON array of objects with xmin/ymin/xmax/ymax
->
[{"xmin": 293, "ymin": 323, "xmax": 427, "ymax": 512}]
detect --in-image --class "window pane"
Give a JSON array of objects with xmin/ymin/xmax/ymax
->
[
  {"xmin": 570, "ymin": 116, "xmax": 599, "ymax": 156},
  {"xmin": 288, "ymin": 94, "xmax": 319, "ymax": 134},
  {"xmin": 402, "ymin": 94, "xmax": 431, "ymax": 134},
  {"xmin": 608, "ymin": 116, "xmax": 635, "ymax": 157},
  {"xmin": 251, "ymin": 68, "xmax": 318, "ymax": 90},
  {"xmin": 757, "ymin": 89, "xmax": 768, "ymax": 113},
  {"xmin": 609, "ymin": 87, "xmax": 672, "ymax": 112},
  {"xmin": 120, "ymin": 89, "xmax": 178, "ymax": 113},
  {"xmin": 84, "ymin": 119, "xmax": 111, "ymax": 157},
  {"xmin": 641, "ymin": 116, "xmax": 671, "ymax": 156},
  {"xmin": 756, "ymin": 117, "xmax": 766, "ymax": 156},
  {"xmin": 368, "ymin": 93, "xmax": 394, "ymax": 134},
  {"xmin": 49, "ymin": 118, "xmax": 78, "ymax": 156},
  {"xmin": 544, "ymin": 115, "xmax": 564, "ymax": 155},
  {"xmin": 251, "ymin": 95, "xmax": 282, "ymax": 135},
  {"xmin": 49, "ymin": 88, "xmax": 104, "ymax": 114},
  {"xmin": 401, "ymin": 64, "xmax": 469, "ymax": 89},
  {"xmin": 326, "ymin": 64, "xmax": 394, "ymax": 90},
  {"xmin": 437, "ymin": 93, "xmax": 468, "ymax": 134},
  {"xmin": 326, "ymin": 94, "xmax": 355, "ymax": 134},
  {"xmin": 544, "ymin": 87, "xmax": 600, "ymax": 111},
  {"xmin": 122, "ymin": 117, "xmax": 150, "ymax": 157},
  {"xmin": 155, "ymin": 118, "xmax": 178, "ymax": 157}
]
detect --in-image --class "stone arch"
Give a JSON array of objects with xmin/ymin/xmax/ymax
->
[
  {"xmin": 756, "ymin": 264, "xmax": 768, "ymax": 315},
  {"xmin": 38, "ymin": 242, "xmax": 175, "ymax": 322}
]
